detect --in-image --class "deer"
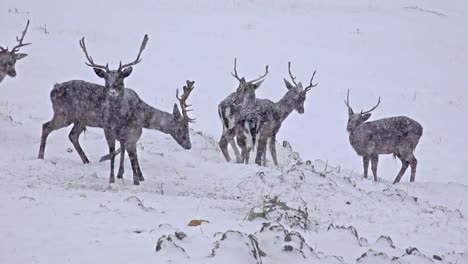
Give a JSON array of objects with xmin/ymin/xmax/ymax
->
[
  {"xmin": 237, "ymin": 62, "xmax": 317, "ymax": 166},
  {"xmin": 218, "ymin": 58, "xmax": 268, "ymax": 163},
  {"xmin": 344, "ymin": 90, "xmax": 423, "ymax": 184},
  {"xmin": 0, "ymin": 20, "xmax": 31, "ymax": 84},
  {"xmin": 99, "ymin": 80, "xmax": 195, "ymax": 162},
  {"xmin": 79, "ymin": 35, "xmax": 150, "ymax": 185},
  {"xmin": 38, "ymin": 35, "xmax": 194, "ymax": 185}
]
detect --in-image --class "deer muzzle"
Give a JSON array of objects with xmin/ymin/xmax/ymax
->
[
  {"xmin": 7, "ymin": 68, "xmax": 16, "ymax": 77},
  {"xmin": 108, "ymin": 90, "xmax": 119, "ymax": 98}
]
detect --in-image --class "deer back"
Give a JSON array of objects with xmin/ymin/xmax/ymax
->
[
  {"xmin": 349, "ymin": 116, "xmax": 423, "ymax": 156},
  {"xmin": 50, "ymin": 80, "xmax": 107, "ymax": 127}
]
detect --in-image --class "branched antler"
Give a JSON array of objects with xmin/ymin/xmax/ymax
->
[
  {"xmin": 231, "ymin": 57, "xmax": 241, "ymax": 81},
  {"xmin": 304, "ymin": 70, "xmax": 318, "ymax": 91},
  {"xmin": 288, "ymin": 62, "xmax": 298, "ymax": 86},
  {"xmin": 361, "ymin": 97, "xmax": 381, "ymax": 114},
  {"xmin": 248, "ymin": 65, "xmax": 269, "ymax": 84},
  {"xmin": 1, "ymin": 20, "xmax": 31, "ymax": 53},
  {"xmin": 344, "ymin": 89, "xmax": 354, "ymax": 114},
  {"xmin": 288, "ymin": 62, "xmax": 318, "ymax": 91},
  {"xmin": 176, "ymin": 80, "xmax": 196, "ymax": 123},
  {"xmin": 11, "ymin": 20, "xmax": 31, "ymax": 53},
  {"xmin": 230, "ymin": 57, "xmax": 268, "ymax": 83},
  {"xmin": 118, "ymin": 34, "xmax": 149, "ymax": 71},
  {"xmin": 79, "ymin": 37, "xmax": 109, "ymax": 70}
]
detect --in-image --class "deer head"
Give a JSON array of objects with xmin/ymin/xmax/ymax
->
[
  {"xmin": 79, "ymin": 35, "xmax": 148, "ymax": 99},
  {"xmin": 344, "ymin": 89, "xmax": 381, "ymax": 132},
  {"xmin": 0, "ymin": 20, "xmax": 31, "ymax": 82},
  {"xmin": 171, "ymin": 80, "xmax": 196, "ymax": 149},
  {"xmin": 282, "ymin": 62, "xmax": 318, "ymax": 114},
  {"xmin": 231, "ymin": 58, "xmax": 269, "ymax": 105}
]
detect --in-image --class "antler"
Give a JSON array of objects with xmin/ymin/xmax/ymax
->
[
  {"xmin": 118, "ymin": 34, "xmax": 149, "ymax": 71},
  {"xmin": 176, "ymin": 80, "xmax": 196, "ymax": 123},
  {"xmin": 304, "ymin": 70, "xmax": 318, "ymax": 91},
  {"xmin": 361, "ymin": 97, "xmax": 381, "ymax": 114},
  {"xmin": 79, "ymin": 37, "xmax": 109, "ymax": 70},
  {"xmin": 287, "ymin": 62, "xmax": 298, "ymax": 86},
  {"xmin": 344, "ymin": 89, "xmax": 354, "ymax": 114},
  {"xmin": 230, "ymin": 58, "xmax": 268, "ymax": 83},
  {"xmin": 248, "ymin": 64, "xmax": 269, "ymax": 84},
  {"xmin": 231, "ymin": 58, "xmax": 241, "ymax": 81},
  {"xmin": 11, "ymin": 20, "xmax": 31, "ymax": 53}
]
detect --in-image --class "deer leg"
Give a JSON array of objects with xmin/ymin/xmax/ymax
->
[
  {"xmin": 409, "ymin": 155, "xmax": 417, "ymax": 182},
  {"xmin": 255, "ymin": 137, "xmax": 268, "ymax": 166},
  {"xmin": 126, "ymin": 143, "xmax": 142, "ymax": 185},
  {"xmin": 262, "ymin": 148, "xmax": 267, "ymax": 166},
  {"xmin": 68, "ymin": 123, "xmax": 90, "ymax": 164},
  {"xmin": 370, "ymin": 155, "xmax": 379, "ymax": 182},
  {"xmin": 230, "ymin": 140, "xmax": 242, "ymax": 163},
  {"xmin": 393, "ymin": 160, "xmax": 409, "ymax": 184},
  {"xmin": 219, "ymin": 133, "xmax": 232, "ymax": 162},
  {"xmin": 236, "ymin": 133, "xmax": 248, "ymax": 164},
  {"xmin": 38, "ymin": 114, "xmax": 71, "ymax": 159},
  {"xmin": 117, "ymin": 142, "xmax": 125, "ymax": 179},
  {"xmin": 104, "ymin": 130, "xmax": 116, "ymax": 184},
  {"xmin": 269, "ymin": 136, "xmax": 278, "ymax": 166},
  {"xmin": 363, "ymin": 156, "xmax": 370, "ymax": 178}
]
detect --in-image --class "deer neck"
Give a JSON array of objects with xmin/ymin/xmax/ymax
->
[
  {"xmin": 141, "ymin": 102, "xmax": 176, "ymax": 135},
  {"xmin": 274, "ymin": 96, "xmax": 295, "ymax": 122}
]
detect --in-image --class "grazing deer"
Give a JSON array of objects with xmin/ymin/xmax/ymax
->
[
  {"xmin": 0, "ymin": 20, "xmax": 31, "ymax": 84},
  {"xmin": 38, "ymin": 77, "xmax": 194, "ymax": 164},
  {"xmin": 218, "ymin": 58, "xmax": 268, "ymax": 163},
  {"xmin": 344, "ymin": 90, "xmax": 423, "ymax": 183},
  {"xmin": 99, "ymin": 80, "xmax": 195, "ymax": 162},
  {"xmin": 237, "ymin": 62, "xmax": 317, "ymax": 166}
]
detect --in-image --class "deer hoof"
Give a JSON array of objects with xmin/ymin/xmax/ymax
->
[
  {"xmin": 133, "ymin": 179, "xmax": 140, "ymax": 185},
  {"xmin": 138, "ymin": 175, "xmax": 145, "ymax": 181},
  {"xmin": 109, "ymin": 177, "xmax": 115, "ymax": 184}
]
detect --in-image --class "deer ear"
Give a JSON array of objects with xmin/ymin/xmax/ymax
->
[
  {"xmin": 120, "ymin": 67, "xmax": 133, "ymax": 78},
  {"xmin": 362, "ymin": 113, "xmax": 371, "ymax": 121},
  {"xmin": 14, "ymin": 53, "xmax": 28, "ymax": 60},
  {"xmin": 284, "ymin": 78, "xmax": 294, "ymax": 90},
  {"xmin": 94, "ymin": 68, "xmax": 106, "ymax": 78},
  {"xmin": 173, "ymin": 103, "xmax": 182, "ymax": 119},
  {"xmin": 253, "ymin": 79, "xmax": 264, "ymax": 90}
]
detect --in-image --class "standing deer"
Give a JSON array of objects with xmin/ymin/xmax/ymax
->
[
  {"xmin": 79, "ymin": 35, "xmax": 150, "ymax": 185},
  {"xmin": 0, "ymin": 20, "xmax": 31, "ymax": 84},
  {"xmin": 344, "ymin": 90, "xmax": 423, "ymax": 183},
  {"xmin": 218, "ymin": 58, "xmax": 268, "ymax": 163},
  {"xmin": 237, "ymin": 62, "xmax": 317, "ymax": 166}
]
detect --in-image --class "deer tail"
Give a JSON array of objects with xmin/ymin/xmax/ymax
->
[
  {"xmin": 50, "ymin": 83, "xmax": 66, "ymax": 104},
  {"xmin": 219, "ymin": 106, "xmax": 230, "ymax": 131}
]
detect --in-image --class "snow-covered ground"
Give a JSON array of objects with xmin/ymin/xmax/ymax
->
[{"xmin": 1, "ymin": 0, "xmax": 467, "ymax": 263}]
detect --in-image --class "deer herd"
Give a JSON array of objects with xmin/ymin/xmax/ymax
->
[{"xmin": 1, "ymin": 20, "xmax": 423, "ymax": 185}]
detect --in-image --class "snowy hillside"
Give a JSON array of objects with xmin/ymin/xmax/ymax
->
[{"xmin": 1, "ymin": 0, "xmax": 467, "ymax": 263}]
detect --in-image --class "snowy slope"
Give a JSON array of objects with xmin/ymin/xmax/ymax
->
[
  {"xmin": 0, "ymin": 114, "xmax": 467, "ymax": 263},
  {"xmin": 1, "ymin": 0, "xmax": 468, "ymax": 263}
]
